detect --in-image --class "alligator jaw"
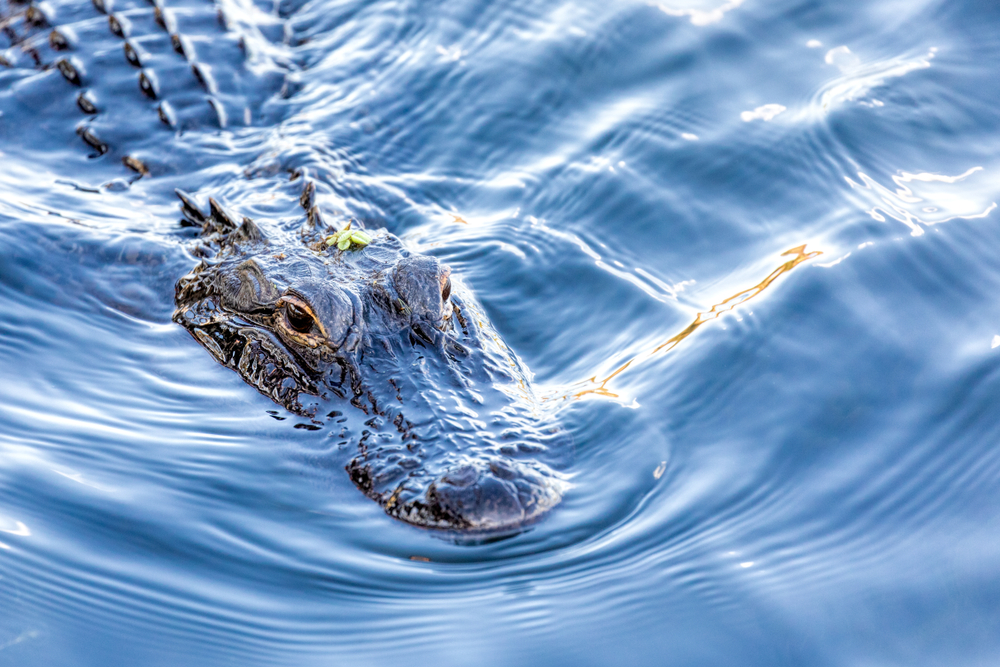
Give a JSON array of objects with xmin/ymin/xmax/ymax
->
[{"xmin": 349, "ymin": 455, "xmax": 568, "ymax": 536}]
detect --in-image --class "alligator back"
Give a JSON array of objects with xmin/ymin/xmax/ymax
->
[{"xmin": 0, "ymin": 0, "xmax": 290, "ymax": 178}]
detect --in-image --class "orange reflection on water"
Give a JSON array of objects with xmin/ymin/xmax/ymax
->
[{"xmin": 566, "ymin": 244, "xmax": 822, "ymax": 400}]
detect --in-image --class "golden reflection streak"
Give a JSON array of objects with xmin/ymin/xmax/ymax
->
[{"xmin": 564, "ymin": 244, "xmax": 822, "ymax": 400}]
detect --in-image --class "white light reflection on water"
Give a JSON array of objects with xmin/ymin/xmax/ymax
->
[
  {"xmin": 651, "ymin": 0, "xmax": 745, "ymax": 26},
  {"xmin": 0, "ymin": 631, "xmax": 40, "ymax": 651},
  {"xmin": 3, "ymin": 0, "xmax": 1000, "ymax": 664},
  {"xmin": 744, "ymin": 44, "xmax": 941, "ymax": 126},
  {"xmin": 0, "ymin": 518, "xmax": 30, "ymax": 551},
  {"xmin": 741, "ymin": 104, "xmax": 787, "ymax": 122},
  {"xmin": 0, "ymin": 521, "xmax": 31, "ymax": 537},
  {"xmin": 815, "ymin": 47, "xmax": 938, "ymax": 113},
  {"xmin": 847, "ymin": 167, "xmax": 998, "ymax": 236}
]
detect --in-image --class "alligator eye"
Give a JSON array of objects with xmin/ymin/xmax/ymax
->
[
  {"xmin": 441, "ymin": 277, "xmax": 452, "ymax": 302},
  {"xmin": 285, "ymin": 302, "xmax": 314, "ymax": 333}
]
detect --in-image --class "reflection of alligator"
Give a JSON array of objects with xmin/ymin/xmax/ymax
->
[{"xmin": 1, "ymin": 0, "xmax": 567, "ymax": 533}]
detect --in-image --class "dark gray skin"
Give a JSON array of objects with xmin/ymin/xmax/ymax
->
[
  {"xmin": 173, "ymin": 186, "xmax": 568, "ymax": 533},
  {"xmin": 0, "ymin": 0, "xmax": 567, "ymax": 534}
]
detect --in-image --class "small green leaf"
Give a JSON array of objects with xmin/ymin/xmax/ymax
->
[
  {"xmin": 350, "ymin": 232, "xmax": 370, "ymax": 247},
  {"xmin": 337, "ymin": 237, "xmax": 351, "ymax": 251},
  {"xmin": 325, "ymin": 235, "xmax": 338, "ymax": 246}
]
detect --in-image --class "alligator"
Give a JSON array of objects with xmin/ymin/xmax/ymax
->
[{"xmin": 1, "ymin": 0, "xmax": 568, "ymax": 534}]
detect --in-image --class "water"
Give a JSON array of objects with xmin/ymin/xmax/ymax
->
[{"xmin": 2, "ymin": 0, "xmax": 1000, "ymax": 663}]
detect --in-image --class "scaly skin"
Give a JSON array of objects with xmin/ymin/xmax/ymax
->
[
  {"xmin": 2, "ymin": 0, "xmax": 569, "ymax": 534},
  {"xmin": 1, "ymin": 0, "xmax": 288, "ymax": 170},
  {"xmin": 173, "ymin": 186, "xmax": 569, "ymax": 534}
]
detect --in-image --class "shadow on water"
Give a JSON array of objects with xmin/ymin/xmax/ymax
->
[{"xmin": 2, "ymin": 0, "xmax": 1000, "ymax": 664}]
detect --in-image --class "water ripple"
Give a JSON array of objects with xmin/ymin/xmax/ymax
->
[{"xmin": 2, "ymin": 0, "xmax": 1000, "ymax": 663}]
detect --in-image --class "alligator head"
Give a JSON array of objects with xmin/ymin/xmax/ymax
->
[
  {"xmin": 1, "ymin": 0, "xmax": 567, "ymax": 535},
  {"xmin": 172, "ymin": 185, "xmax": 568, "ymax": 535}
]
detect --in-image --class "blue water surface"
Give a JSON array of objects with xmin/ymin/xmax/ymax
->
[{"xmin": 2, "ymin": 0, "xmax": 1000, "ymax": 664}]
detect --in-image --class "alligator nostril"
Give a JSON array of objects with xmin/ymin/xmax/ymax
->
[
  {"xmin": 489, "ymin": 459, "xmax": 518, "ymax": 481},
  {"xmin": 429, "ymin": 468, "xmax": 524, "ymax": 529},
  {"xmin": 418, "ymin": 459, "xmax": 565, "ymax": 533},
  {"xmin": 440, "ymin": 464, "xmax": 477, "ymax": 488}
]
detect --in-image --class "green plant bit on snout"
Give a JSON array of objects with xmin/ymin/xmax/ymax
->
[{"xmin": 325, "ymin": 223, "xmax": 371, "ymax": 252}]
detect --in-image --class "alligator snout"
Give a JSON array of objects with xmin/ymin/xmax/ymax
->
[
  {"xmin": 383, "ymin": 458, "xmax": 566, "ymax": 534},
  {"xmin": 175, "ymin": 186, "xmax": 568, "ymax": 535}
]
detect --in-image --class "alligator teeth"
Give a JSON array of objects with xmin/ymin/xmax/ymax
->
[{"xmin": 193, "ymin": 329, "xmax": 224, "ymax": 363}]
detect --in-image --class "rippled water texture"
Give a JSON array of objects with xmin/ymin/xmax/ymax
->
[{"xmin": 2, "ymin": 0, "xmax": 1000, "ymax": 663}]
